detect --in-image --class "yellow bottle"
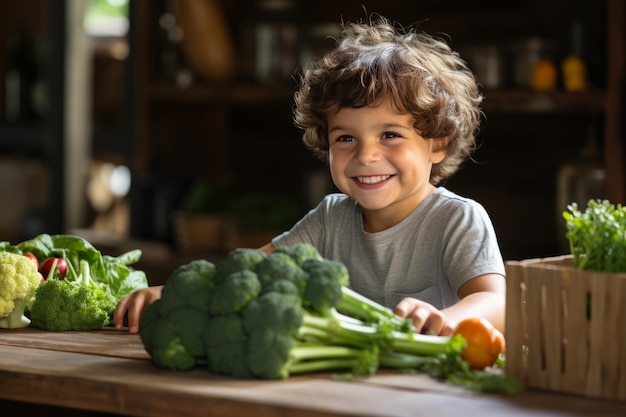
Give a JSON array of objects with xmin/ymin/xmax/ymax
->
[{"xmin": 562, "ymin": 56, "xmax": 587, "ymax": 91}]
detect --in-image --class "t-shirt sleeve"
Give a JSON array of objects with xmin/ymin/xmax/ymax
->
[{"xmin": 441, "ymin": 200, "xmax": 506, "ymax": 292}]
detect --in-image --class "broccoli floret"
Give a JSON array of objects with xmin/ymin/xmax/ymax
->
[
  {"xmin": 29, "ymin": 260, "xmax": 116, "ymax": 331},
  {"xmin": 204, "ymin": 313, "xmax": 250, "ymax": 377},
  {"xmin": 243, "ymin": 291, "xmax": 304, "ymax": 336},
  {"xmin": 138, "ymin": 298, "xmax": 162, "ymax": 353},
  {"xmin": 0, "ymin": 252, "xmax": 41, "ymax": 329},
  {"xmin": 169, "ymin": 308, "xmax": 209, "ymax": 358},
  {"xmin": 214, "ymin": 248, "xmax": 266, "ymax": 280},
  {"xmin": 208, "ymin": 269, "xmax": 261, "ymax": 316},
  {"xmin": 159, "ymin": 259, "xmax": 216, "ymax": 316},
  {"xmin": 140, "ymin": 260, "xmax": 216, "ymax": 370},
  {"xmin": 274, "ymin": 242, "xmax": 322, "ymax": 265},
  {"xmin": 139, "ymin": 300, "xmax": 209, "ymax": 371},
  {"xmin": 142, "ymin": 304, "xmax": 196, "ymax": 370},
  {"xmin": 301, "ymin": 257, "xmax": 349, "ymax": 312},
  {"xmin": 247, "ymin": 330, "xmax": 297, "ymax": 379},
  {"xmin": 255, "ymin": 252, "xmax": 308, "ymax": 294},
  {"xmin": 260, "ymin": 278, "xmax": 300, "ymax": 296}
]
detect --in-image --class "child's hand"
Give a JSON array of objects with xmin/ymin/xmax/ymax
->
[
  {"xmin": 394, "ymin": 297, "xmax": 454, "ymax": 336},
  {"xmin": 113, "ymin": 286, "xmax": 163, "ymax": 333}
]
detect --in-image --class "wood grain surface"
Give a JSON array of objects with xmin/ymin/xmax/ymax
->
[{"xmin": 1, "ymin": 329, "xmax": 625, "ymax": 417}]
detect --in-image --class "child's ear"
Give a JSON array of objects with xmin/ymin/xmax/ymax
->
[{"xmin": 430, "ymin": 137, "xmax": 448, "ymax": 164}]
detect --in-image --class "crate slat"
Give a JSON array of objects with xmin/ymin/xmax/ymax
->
[{"xmin": 505, "ymin": 256, "xmax": 626, "ymax": 400}]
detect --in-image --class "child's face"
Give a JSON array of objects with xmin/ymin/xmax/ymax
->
[{"xmin": 327, "ymin": 100, "xmax": 447, "ymax": 226}]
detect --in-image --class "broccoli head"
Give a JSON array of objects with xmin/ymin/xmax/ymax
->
[
  {"xmin": 29, "ymin": 278, "xmax": 116, "ymax": 331},
  {"xmin": 0, "ymin": 252, "xmax": 41, "ymax": 329},
  {"xmin": 28, "ymin": 260, "xmax": 116, "ymax": 331},
  {"xmin": 139, "ymin": 244, "xmax": 455, "ymax": 382}
]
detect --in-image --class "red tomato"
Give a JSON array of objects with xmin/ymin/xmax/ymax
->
[
  {"xmin": 55, "ymin": 257, "xmax": 68, "ymax": 278},
  {"xmin": 453, "ymin": 318, "xmax": 505, "ymax": 370},
  {"xmin": 39, "ymin": 257, "xmax": 68, "ymax": 280},
  {"xmin": 23, "ymin": 252, "xmax": 39, "ymax": 269}
]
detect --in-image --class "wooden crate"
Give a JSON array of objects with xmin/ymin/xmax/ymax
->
[{"xmin": 505, "ymin": 256, "xmax": 626, "ymax": 400}]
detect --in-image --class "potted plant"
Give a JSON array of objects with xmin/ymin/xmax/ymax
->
[{"xmin": 171, "ymin": 178, "xmax": 237, "ymax": 253}]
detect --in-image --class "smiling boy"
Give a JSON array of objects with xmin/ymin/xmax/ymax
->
[{"xmin": 262, "ymin": 18, "xmax": 506, "ymax": 335}]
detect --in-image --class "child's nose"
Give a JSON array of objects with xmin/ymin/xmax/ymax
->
[{"xmin": 355, "ymin": 141, "xmax": 381, "ymax": 165}]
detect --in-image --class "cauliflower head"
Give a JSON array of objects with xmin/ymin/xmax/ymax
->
[{"xmin": 0, "ymin": 252, "xmax": 41, "ymax": 328}]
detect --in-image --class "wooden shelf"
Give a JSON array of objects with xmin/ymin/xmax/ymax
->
[
  {"xmin": 144, "ymin": 83, "xmax": 607, "ymax": 114},
  {"xmin": 481, "ymin": 89, "xmax": 606, "ymax": 114},
  {"xmin": 144, "ymin": 81, "xmax": 296, "ymax": 105}
]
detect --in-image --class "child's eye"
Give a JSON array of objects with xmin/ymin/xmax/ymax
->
[
  {"xmin": 381, "ymin": 132, "xmax": 400, "ymax": 139},
  {"xmin": 334, "ymin": 135, "xmax": 355, "ymax": 143}
]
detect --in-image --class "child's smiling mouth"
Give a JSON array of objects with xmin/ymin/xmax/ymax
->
[{"xmin": 355, "ymin": 175, "xmax": 393, "ymax": 184}]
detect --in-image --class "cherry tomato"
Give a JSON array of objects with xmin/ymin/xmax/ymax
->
[
  {"xmin": 23, "ymin": 252, "xmax": 39, "ymax": 269},
  {"xmin": 39, "ymin": 257, "xmax": 68, "ymax": 280},
  {"xmin": 453, "ymin": 317, "xmax": 505, "ymax": 370}
]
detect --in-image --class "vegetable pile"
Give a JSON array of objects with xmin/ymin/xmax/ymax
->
[
  {"xmin": 563, "ymin": 199, "xmax": 626, "ymax": 273},
  {"xmin": 140, "ymin": 243, "xmax": 522, "ymax": 394},
  {"xmin": 0, "ymin": 233, "xmax": 149, "ymax": 330}
]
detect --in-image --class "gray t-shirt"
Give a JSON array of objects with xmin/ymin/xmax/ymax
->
[{"xmin": 272, "ymin": 187, "xmax": 505, "ymax": 310}]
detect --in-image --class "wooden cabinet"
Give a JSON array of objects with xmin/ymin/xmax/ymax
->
[
  {"xmin": 0, "ymin": 1, "xmax": 66, "ymax": 241},
  {"xmin": 128, "ymin": 0, "xmax": 624, "ymax": 259}
]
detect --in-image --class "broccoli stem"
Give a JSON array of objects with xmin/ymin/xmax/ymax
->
[
  {"xmin": 299, "ymin": 312, "xmax": 377, "ymax": 348},
  {"xmin": 288, "ymin": 357, "xmax": 361, "ymax": 375},
  {"xmin": 288, "ymin": 344, "xmax": 374, "ymax": 375},
  {"xmin": 79, "ymin": 260, "xmax": 92, "ymax": 285},
  {"xmin": 292, "ymin": 344, "xmax": 363, "ymax": 361},
  {"xmin": 337, "ymin": 287, "xmax": 413, "ymax": 331},
  {"xmin": 65, "ymin": 258, "xmax": 79, "ymax": 281},
  {"xmin": 377, "ymin": 349, "xmax": 439, "ymax": 369},
  {"xmin": 387, "ymin": 330, "xmax": 454, "ymax": 356},
  {"xmin": 299, "ymin": 311, "xmax": 454, "ymax": 357},
  {"xmin": 65, "ymin": 260, "xmax": 93, "ymax": 286}
]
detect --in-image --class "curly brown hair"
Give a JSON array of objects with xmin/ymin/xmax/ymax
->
[{"xmin": 293, "ymin": 16, "xmax": 483, "ymax": 185}]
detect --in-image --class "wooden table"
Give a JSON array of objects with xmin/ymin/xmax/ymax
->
[{"xmin": 0, "ymin": 328, "xmax": 624, "ymax": 417}]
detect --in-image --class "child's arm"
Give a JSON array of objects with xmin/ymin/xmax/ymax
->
[{"xmin": 394, "ymin": 273, "xmax": 505, "ymax": 335}]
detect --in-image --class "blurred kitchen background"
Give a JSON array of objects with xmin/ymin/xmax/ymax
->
[{"xmin": 0, "ymin": 0, "xmax": 624, "ymax": 284}]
